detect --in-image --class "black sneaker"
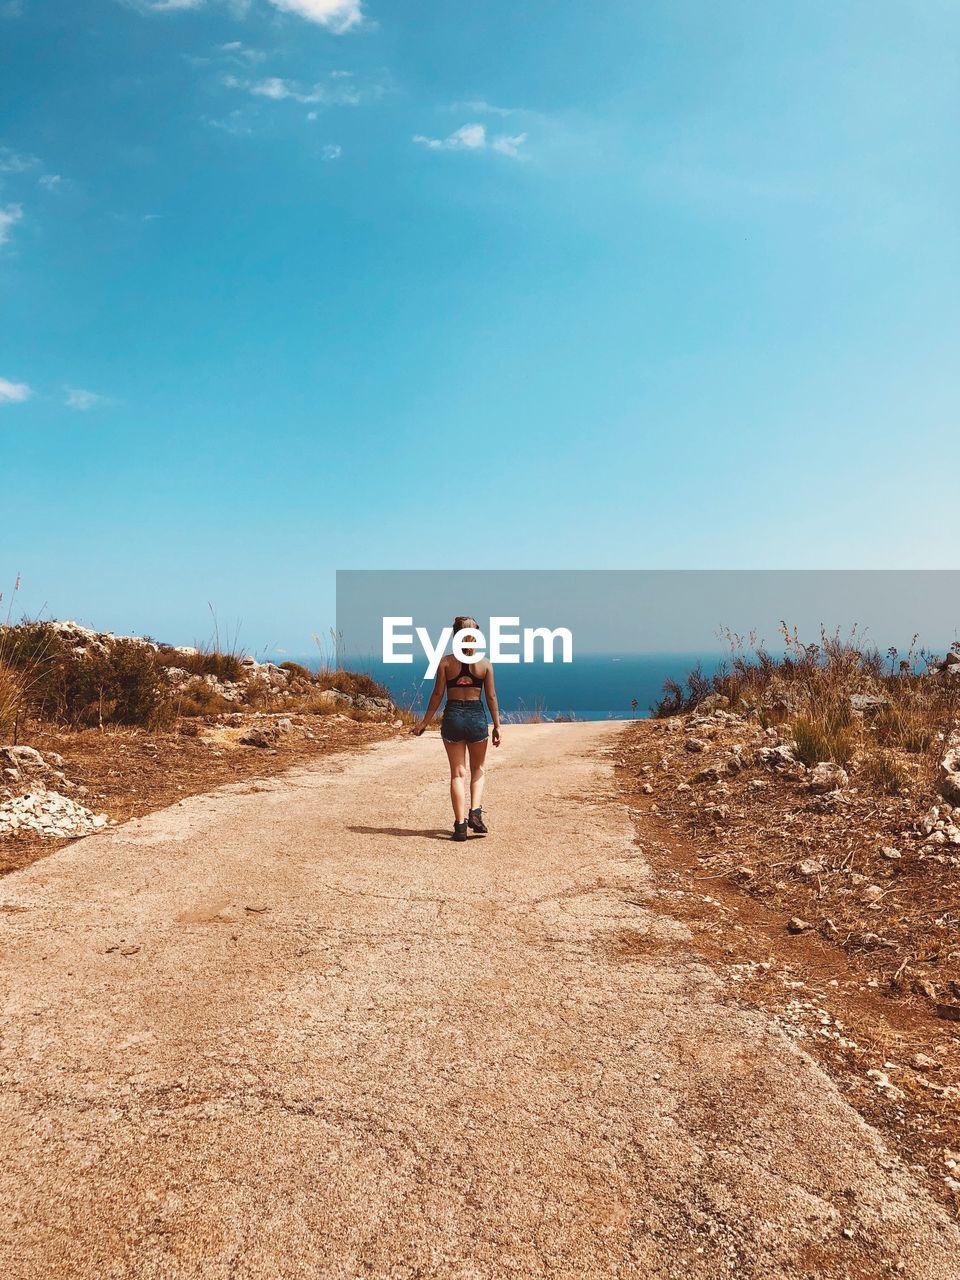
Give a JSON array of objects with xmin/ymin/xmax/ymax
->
[
  {"xmin": 452, "ymin": 820, "xmax": 469, "ymax": 842},
  {"xmin": 467, "ymin": 808, "xmax": 488, "ymax": 835}
]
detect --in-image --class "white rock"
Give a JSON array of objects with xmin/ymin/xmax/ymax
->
[
  {"xmin": 808, "ymin": 762, "xmax": 849, "ymax": 794},
  {"xmin": 796, "ymin": 859, "xmax": 824, "ymax": 877},
  {"xmin": 0, "ymin": 789, "xmax": 109, "ymax": 838}
]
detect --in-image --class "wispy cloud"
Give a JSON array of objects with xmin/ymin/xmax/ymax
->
[
  {"xmin": 452, "ymin": 100, "xmax": 518, "ymax": 119},
  {"xmin": 0, "ymin": 146, "xmax": 38, "ymax": 173},
  {"xmin": 0, "ymin": 1, "xmax": 24, "ymax": 17},
  {"xmin": 260, "ymin": 75, "xmax": 359, "ymax": 105},
  {"xmin": 218, "ymin": 40, "xmax": 266, "ymax": 63},
  {"xmin": 266, "ymin": 0, "xmax": 364, "ymax": 33},
  {"xmin": 320, "ymin": 143, "xmax": 341, "ymax": 160},
  {"xmin": 38, "ymin": 173, "xmax": 62, "ymax": 192},
  {"xmin": 225, "ymin": 71, "xmax": 373, "ymax": 107},
  {"xmin": 125, "ymin": 0, "xmax": 205, "ymax": 11},
  {"xmin": 413, "ymin": 122, "xmax": 527, "ymax": 159},
  {"xmin": 0, "ymin": 376, "xmax": 31, "ymax": 405},
  {"xmin": 0, "ymin": 203, "xmax": 23, "ymax": 246},
  {"xmin": 65, "ymin": 387, "xmax": 109, "ymax": 411},
  {"xmin": 204, "ymin": 109, "xmax": 256, "ymax": 137}
]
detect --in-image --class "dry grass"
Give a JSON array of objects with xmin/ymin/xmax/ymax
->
[
  {"xmin": 0, "ymin": 661, "xmax": 25, "ymax": 739},
  {"xmin": 655, "ymin": 624, "xmax": 960, "ymax": 791},
  {"xmin": 506, "ymin": 696, "xmax": 549, "ymax": 724},
  {"xmin": 157, "ymin": 646, "xmax": 246, "ymax": 683},
  {"xmin": 791, "ymin": 701, "xmax": 858, "ymax": 766},
  {"xmin": 312, "ymin": 668, "xmax": 392, "ymax": 700},
  {"xmin": 860, "ymin": 750, "xmax": 911, "ymax": 795}
]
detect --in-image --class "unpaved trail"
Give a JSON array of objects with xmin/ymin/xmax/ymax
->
[{"xmin": 1, "ymin": 723, "xmax": 957, "ymax": 1279}]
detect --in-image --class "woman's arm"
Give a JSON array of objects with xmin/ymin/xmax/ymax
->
[
  {"xmin": 484, "ymin": 665, "xmax": 502, "ymax": 747},
  {"xmin": 411, "ymin": 663, "xmax": 447, "ymax": 735}
]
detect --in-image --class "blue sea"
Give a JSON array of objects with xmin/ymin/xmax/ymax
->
[{"xmin": 299, "ymin": 653, "xmax": 726, "ymax": 721}]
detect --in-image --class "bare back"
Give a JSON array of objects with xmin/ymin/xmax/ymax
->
[{"xmin": 442, "ymin": 653, "xmax": 488, "ymax": 702}]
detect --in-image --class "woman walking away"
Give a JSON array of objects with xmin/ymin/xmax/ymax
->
[{"xmin": 411, "ymin": 616, "xmax": 501, "ymax": 841}]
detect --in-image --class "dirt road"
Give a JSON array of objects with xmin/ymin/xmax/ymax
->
[{"xmin": 1, "ymin": 723, "xmax": 957, "ymax": 1278}]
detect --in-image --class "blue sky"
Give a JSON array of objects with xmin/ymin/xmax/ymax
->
[{"xmin": 1, "ymin": 1, "xmax": 956, "ymax": 653}]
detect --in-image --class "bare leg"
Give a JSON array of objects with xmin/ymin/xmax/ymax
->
[
  {"xmin": 443, "ymin": 740, "xmax": 468, "ymax": 823},
  {"xmin": 468, "ymin": 738, "xmax": 488, "ymax": 811}
]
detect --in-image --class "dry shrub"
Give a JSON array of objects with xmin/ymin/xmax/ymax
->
[
  {"xmin": 652, "ymin": 664, "xmax": 713, "ymax": 717},
  {"xmin": 242, "ymin": 675, "xmax": 287, "ymax": 712},
  {"xmin": 0, "ymin": 620, "xmax": 68, "ymax": 719},
  {"xmin": 655, "ymin": 625, "xmax": 960, "ymax": 795},
  {"xmin": 157, "ymin": 647, "xmax": 245, "ymax": 683},
  {"xmin": 313, "ymin": 669, "xmax": 391, "ymax": 700},
  {"xmin": 279, "ymin": 661, "xmax": 312, "ymax": 680},
  {"xmin": 65, "ymin": 640, "xmax": 174, "ymax": 728},
  {"xmin": 0, "ymin": 661, "xmax": 26, "ymax": 739},
  {"xmin": 792, "ymin": 706, "xmax": 859, "ymax": 766},
  {"xmin": 1, "ymin": 622, "xmax": 174, "ymax": 729},
  {"xmin": 860, "ymin": 750, "xmax": 910, "ymax": 795},
  {"xmin": 507, "ymin": 696, "xmax": 548, "ymax": 724},
  {"xmin": 175, "ymin": 680, "xmax": 233, "ymax": 718},
  {"xmin": 874, "ymin": 703, "xmax": 935, "ymax": 754}
]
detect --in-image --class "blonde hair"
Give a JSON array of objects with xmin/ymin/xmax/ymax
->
[{"xmin": 453, "ymin": 615, "xmax": 478, "ymax": 634}]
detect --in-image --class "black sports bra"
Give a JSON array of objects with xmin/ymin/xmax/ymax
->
[{"xmin": 448, "ymin": 661, "xmax": 484, "ymax": 689}]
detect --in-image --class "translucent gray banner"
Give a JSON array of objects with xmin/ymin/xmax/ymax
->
[{"xmin": 336, "ymin": 570, "xmax": 960, "ymax": 720}]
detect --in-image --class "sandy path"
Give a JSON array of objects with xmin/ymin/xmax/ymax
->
[{"xmin": 0, "ymin": 723, "xmax": 957, "ymax": 1279}]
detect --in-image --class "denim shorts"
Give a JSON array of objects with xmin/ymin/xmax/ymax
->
[{"xmin": 440, "ymin": 699, "xmax": 488, "ymax": 744}]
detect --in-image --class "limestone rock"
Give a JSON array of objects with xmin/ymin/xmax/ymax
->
[{"xmin": 808, "ymin": 762, "xmax": 849, "ymax": 794}]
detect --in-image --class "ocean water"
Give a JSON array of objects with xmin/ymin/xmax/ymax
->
[{"xmin": 308, "ymin": 653, "xmax": 726, "ymax": 721}]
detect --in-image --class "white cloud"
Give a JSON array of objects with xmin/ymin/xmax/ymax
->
[
  {"xmin": 39, "ymin": 173, "xmax": 62, "ymax": 191},
  {"xmin": 0, "ymin": 146, "xmax": 37, "ymax": 173},
  {"xmin": 65, "ymin": 387, "xmax": 107, "ymax": 411},
  {"xmin": 229, "ymin": 73, "xmax": 366, "ymax": 106},
  {"xmin": 0, "ymin": 203, "xmax": 23, "ymax": 245},
  {"xmin": 491, "ymin": 133, "xmax": 527, "ymax": 158},
  {"xmin": 204, "ymin": 109, "xmax": 255, "ymax": 137},
  {"xmin": 0, "ymin": 377, "xmax": 31, "ymax": 404},
  {"xmin": 320, "ymin": 143, "xmax": 341, "ymax": 160},
  {"xmin": 414, "ymin": 123, "xmax": 486, "ymax": 152},
  {"xmin": 218, "ymin": 40, "xmax": 265, "ymax": 62},
  {"xmin": 454, "ymin": 100, "xmax": 516, "ymax": 118},
  {"xmin": 266, "ymin": 0, "xmax": 363, "ymax": 33},
  {"xmin": 132, "ymin": 0, "xmax": 205, "ymax": 10},
  {"xmin": 250, "ymin": 76, "xmax": 294, "ymax": 100},
  {"xmin": 0, "ymin": 1, "xmax": 24, "ymax": 17},
  {"xmin": 413, "ymin": 123, "xmax": 527, "ymax": 159}
]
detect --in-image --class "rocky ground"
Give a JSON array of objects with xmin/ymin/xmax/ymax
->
[
  {"xmin": 0, "ymin": 620, "xmax": 405, "ymax": 874},
  {"xmin": 0, "ymin": 716, "xmax": 404, "ymax": 875},
  {"xmin": 617, "ymin": 703, "xmax": 960, "ymax": 1214}
]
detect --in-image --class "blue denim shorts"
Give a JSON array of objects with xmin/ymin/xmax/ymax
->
[{"xmin": 440, "ymin": 699, "xmax": 488, "ymax": 744}]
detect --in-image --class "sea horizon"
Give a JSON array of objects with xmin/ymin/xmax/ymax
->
[{"xmin": 293, "ymin": 651, "xmax": 729, "ymax": 721}]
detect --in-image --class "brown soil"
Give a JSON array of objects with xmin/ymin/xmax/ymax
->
[
  {"xmin": 0, "ymin": 714, "xmax": 402, "ymax": 876},
  {"xmin": 616, "ymin": 716, "xmax": 960, "ymax": 1214}
]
